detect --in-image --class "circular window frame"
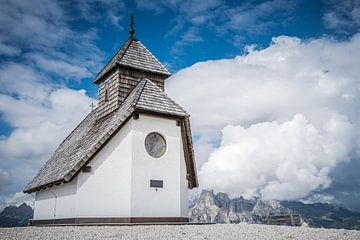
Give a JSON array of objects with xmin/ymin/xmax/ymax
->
[{"xmin": 144, "ymin": 132, "xmax": 167, "ymax": 158}]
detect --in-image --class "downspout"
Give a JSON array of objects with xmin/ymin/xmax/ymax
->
[{"xmin": 48, "ymin": 189, "xmax": 57, "ymax": 224}]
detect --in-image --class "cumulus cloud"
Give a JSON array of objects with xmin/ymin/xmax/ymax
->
[
  {"xmin": 167, "ymin": 34, "xmax": 360, "ymax": 205},
  {"xmin": 0, "ymin": 89, "xmax": 93, "ymax": 160},
  {"xmin": 0, "ymin": 63, "xmax": 94, "ymax": 196},
  {"xmin": 28, "ymin": 53, "xmax": 92, "ymax": 79},
  {"xmin": 200, "ymin": 114, "xmax": 352, "ymax": 200}
]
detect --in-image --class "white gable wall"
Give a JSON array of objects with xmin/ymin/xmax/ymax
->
[
  {"xmin": 131, "ymin": 114, "xmax": 188, "ymax": 217},
  {"xmin": 33, "ymin": 113, "xmax": 188, "ymax": 220}
]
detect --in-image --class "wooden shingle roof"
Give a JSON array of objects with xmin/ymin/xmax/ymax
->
[
  {"xmin": 24, "ymin": 79, "xmax": 198, "ymax": 193},
  {"xmin": 94, "ymin": 37, "xmax": 171, "ymax": 83}
]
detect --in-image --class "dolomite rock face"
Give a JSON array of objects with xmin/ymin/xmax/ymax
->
[
  {"xmin": 189, "ymin": 190, "xmax": 221, "ymax": 223},
  {"xmin": 189, "ymin": 190, "xmax": 295, "ymax": 224},
  {"xmin": 189, "ymin": 190, "xmax": 360, "ymax": 230},
  {"xmin": 251, "ymin": 199, "xmax": 292, "ymax": 216}
]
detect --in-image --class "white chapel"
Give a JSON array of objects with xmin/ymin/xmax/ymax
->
[{"xmin": 24, "ymin": 17, "xmax": 198, "ymax": 225}]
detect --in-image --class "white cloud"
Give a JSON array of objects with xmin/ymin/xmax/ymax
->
[
  {"xmin": 0, "ymin": 62, "xmax": 94, "ymax": 195},
  {"xmin": 323, "ymin": 0, "xmax": 360, "ymax": 34},
  {"xmin": 72, "ymin": 0, "xmax": 126, "ymax": 28},
  {"xmin": 29, "ymin": 53, "xmax": 92, "ymax": 78},
  {"xmin": 136, "ymin": 0, "xmax": 222, "ymax": 16},
  {"xmin": 226, "ymin": 0, "xmax": 296, "ymax": 34},
  {"xmin": 0, "ymin": 42, "xmax": 21, "ymax": 56},
  {"xmin": 0, "ymin": 63, "xmax": 51, "ymax": 103},
  {"xmin": 0, "ymin": 0, "xmax": 106, "ymax": 81},
  {"xmin": 0, "ymin": 191, "xmax": 34, "ymax": 212},
  {"xmin": 0, "ymin": 169, "xmax": 11, "ymax": 192},
  {"xmin": 137, "ymin": 0, "xmax": 297, "ymax": 51},
  {"xmin": 199, "ymin": 114, "xmax": 352, "ymax": 200},
  {"xmin": 301, "ymin": 193, "xmax": 336, "ymax": 205},
  {"xmin": 0, "ymin": 86, "xmax": 94, "ymax": 186},
  {"xmin": 167, "ymin": 34, "xmax": 360, "ymax": 201},
  {"xmin": 170, "ymin": 27, "xmax": 203, "ymax": 55},
  {"xmin": 0, "ymin": 0, "xmax": 68, "ymax": 49},
  {"xmin": 0, "ymin": 89, "xmax": 92, "ymax": 160}
]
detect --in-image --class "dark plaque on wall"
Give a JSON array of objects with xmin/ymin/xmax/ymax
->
[{"xmin": 150, "ymin": 180, "xmax": 163, "ymax": 188}]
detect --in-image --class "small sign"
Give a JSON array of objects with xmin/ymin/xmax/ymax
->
[{"xmin": 150, "ymin": 180, "xmax": 163, "ymax": 188}]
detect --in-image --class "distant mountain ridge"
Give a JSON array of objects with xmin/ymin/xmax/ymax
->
[
  {"xmin": 189, "ymin": 190, "xmax": 360, "ymax": 230},
  {"xmin": 0, "ymin": 203, "xmax": 33, "ymax": 227}
]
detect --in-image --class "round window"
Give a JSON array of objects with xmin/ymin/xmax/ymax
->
[{"xmin": 145, "ymin": 132, "xmax": 167, "ymax": 158}]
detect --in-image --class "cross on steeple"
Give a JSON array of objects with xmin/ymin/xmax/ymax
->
[
  {"xmin": 90, "ymin": 101, "xmax": 95, "ymax": 110},
  {"xmin": 129, "ymin": 14, "xmax": 135, "ymax": 37}
]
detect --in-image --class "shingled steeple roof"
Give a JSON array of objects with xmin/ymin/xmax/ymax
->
[{"xmin": 93, "ymin": 37, "xmax": 171, "ymax": 83}]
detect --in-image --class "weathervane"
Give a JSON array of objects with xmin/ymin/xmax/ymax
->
[{"xmin": 129, "ymin": 14, "xmax": 135, "ymax": 37}]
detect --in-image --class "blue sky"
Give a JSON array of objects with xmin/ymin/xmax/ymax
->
[{"xmin": 1, "ymin": 0, "xmax": 360, "ymax": 211}]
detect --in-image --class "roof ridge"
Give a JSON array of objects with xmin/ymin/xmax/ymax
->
[{"xmin": 131, "ymin": 79, "xmax": 148, "ymax": 108}]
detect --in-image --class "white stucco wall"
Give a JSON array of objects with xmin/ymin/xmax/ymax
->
[
  {"xmin": 34, "ymin": 179, "xmax": 77, "ymax": 220},
  {"xmin": 33, "ymin": 118, "xmax": 133, "ymax": 220},
  {"xmin": 75, "ymin": 117, "xmax": 133, "ymax": 217},
  {"xmin": 180, "ymin": 137, "xmax": 189, "ymax": 217},
  {"xmin": 131, "ymin": 114, "xmax": 188, "ymax": 218},
  {"xmin": 33, "ymin": 113, "xmax": 188, "ymax": 220}
]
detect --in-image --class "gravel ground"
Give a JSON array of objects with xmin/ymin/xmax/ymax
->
[{"xmin": 1, "ymin": 224, "xmax": 359, "ymax": 240}]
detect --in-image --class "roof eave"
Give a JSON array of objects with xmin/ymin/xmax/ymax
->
[
  {"xmin": 118, "ymin": 62, "xmax": 171, "ymax": 77},
  {"xmin": 93, "ymin": 62, "xmax": 171, "ymax": 84},
  {"xmin": 23, "ymin": 179, "xmax": 64, "ymax": 194},
  {"xmin": 135, "ymin": 108, "xmax": 188, "ymax": 119}
]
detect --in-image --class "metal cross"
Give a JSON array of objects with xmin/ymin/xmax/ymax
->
[
  {"xmin": 90, "ymin": 102, "xmax": 95, "ymax": 110},
  {"xmin": 129, "ymin": 13, "xmax": 135, "ymax": 36}
]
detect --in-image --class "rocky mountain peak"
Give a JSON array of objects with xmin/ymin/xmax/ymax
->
[
  {"xmin": 0, "ymin": 203, "xmax": 33, "ymax": 227},
  {"xmin": 190, "ymin": 190, "xmax": 220, "ymax": 223},
  {"xmin": 190, "ymin": 190, "xmax": 303, "ymax": 224},
  {"xmin": 214, "ymin": 192, "xmax": 230, "ymax": 209},
  {"xmin": 197, "ymin": 190, "xmax": 216, "ymax": 206},
  {"xmin": 190, "ymin": 190, "xmax": 360, "ymax": 229}
]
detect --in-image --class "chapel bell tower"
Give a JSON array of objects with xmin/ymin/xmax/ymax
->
[{"xmin": 94, "ymin": 14, "xmax": 171, "ymax": 120}]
